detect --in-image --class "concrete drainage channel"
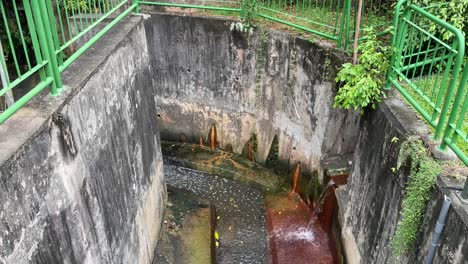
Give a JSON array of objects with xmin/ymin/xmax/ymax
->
[
  {"xmin": 1, "ymin": 11, "xmax": 467, "ymax": 264},
  {"xmin": 155, "ymin": 142, "xmax": 350, "ymax": 263}
]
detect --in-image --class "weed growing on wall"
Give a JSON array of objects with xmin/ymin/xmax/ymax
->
[
  {"xmin": 333, "ymin": 28, "xmax": 390, "ymax": 114},
  {"xmin": 59, "ymin": 0, "xmax": 109, "ymax": 12},
  {"xmin": 391, "ymin": 137, "xmax": 441, "ymax": 257},
  {"xmin": 243, "ymin": 0, "xmax": 258, "ymax": 28}
]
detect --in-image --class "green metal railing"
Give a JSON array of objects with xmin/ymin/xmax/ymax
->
[
  {"xmin": 1, "ymin": 0, "xmax": 393, "ymax": 127},
  {"xmin": 386, "ymin": 2, "xmax": 467, "ymax": 165},
  {"xmin": 440, "ymin": 62, "xmax": 468, "ymax": 164},
  {"xmin": 138, "ymin": 0, "xmax": 243, "ymax": 13},
  {"xmin": 0, "ymin": 0, "xmax": 136, "ymax": 124},
  {"xmin": 0, "ymin": 0, "xmax": 54, "ymax": 120},
  {"xmin": 140, "ymin": 0, "xmax": 392, "ymax": 49},
  {"xmin": 255, "ymin": 0, "xmax": 350, "ymax": 47}
]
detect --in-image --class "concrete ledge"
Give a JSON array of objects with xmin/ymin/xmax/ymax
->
[{"xmin": 0, "ymin": 16, "xmax": 143, "ymax": 163}]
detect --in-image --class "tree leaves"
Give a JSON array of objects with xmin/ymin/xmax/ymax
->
[{"xmin": 333, "ymin": 28, "xmax": 390, "ymax": 113}]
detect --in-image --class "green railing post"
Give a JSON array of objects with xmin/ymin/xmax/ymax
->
[
  {"xmin": 34, "ymin": 0, "xmax": 63, "ymax": 95},
  {"xmin": 23, "ymin": 0, "xmax": 46, "ymax": 81},
  {"xmin": 45, "ymin": 0, "xmax": 64, "ymax": 66},
  {"xmin": 387, "ymin": 8, "xmax": 412, "ymax": 88},
  {"xmin": 30, "ymin": 0, "xmax": 61, "ymax": 95},
  {"xmin": 337, "ymin": 0, "xmax": 349, "ymax": 48},
  {"xmin": 385, "ymin": 0, "xmax": 408, "ymax": 90},
  {"xmin": 342, "ymin": 0, "xmax": 352, "ymax": 50},
  {"xmin": 241, "ymin": 0, "xmax": 246, "ymax": 18},
  {"xmin": 133, "ymin": 0, "xmax": 140, "ymax": 13},
  {"xmin": 440, "ymin": 61, "xmax": 468, "ymax": 151}
]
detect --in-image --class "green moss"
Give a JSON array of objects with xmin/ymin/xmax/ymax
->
[
  {"xmin": 241, "ymin": 133, "xmax": 258, "ymax": 161},
  {"xmin": 161, "ymin": 141, "xmax": 287, "ymax": 192},
  {"xmin": 257, "ymin": 28, "xmax": 269, "ymax": 68},
  {"xmin": 265, "ymin": 135, "xmax": 289, "ymax": 175},
  {"xmin": 391, "ymin": 137, "xmax": 442, "ymax": 257}
]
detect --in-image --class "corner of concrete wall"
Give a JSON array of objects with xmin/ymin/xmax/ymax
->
[
  {"xmin": 342, "ymin": 89, "xmax": 468, "ymax": 263},
  {"xmin": 0, "ymin": 16, "xmax": 166, "ymax": 264}
]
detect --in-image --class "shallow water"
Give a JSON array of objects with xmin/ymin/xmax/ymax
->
[{"xmin": 266, "ymin": 193, "xmax": 338, "ymax": 264}]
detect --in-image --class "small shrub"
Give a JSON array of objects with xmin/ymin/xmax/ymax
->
[{"xmin": 333, "ymin": 28, "xmax": 390, "ymax": 114}]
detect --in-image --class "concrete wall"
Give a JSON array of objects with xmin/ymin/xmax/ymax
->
[
  {"xmin": 144, "ymin": 14, "xmax": 359, "ymax": 175},
  {"xmin": 0, "ymin": 17, "xmax": 166, "ymax": 264},
  {"xmin": 342, "ymin": 90, "xmax": 468, "ymax": 263}
]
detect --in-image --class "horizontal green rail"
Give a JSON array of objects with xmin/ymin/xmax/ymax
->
[
  {"xmin": 139, "ymin": 0, "xmax": 392, "ymax": 49},
  {"xmin": 139, "ymin": 1, "xmax": 242, "ymax": 11}
]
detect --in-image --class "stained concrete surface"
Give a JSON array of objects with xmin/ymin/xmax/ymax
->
[
  {"xmin": 153, "ymin": 188, "xmax": 214, "ymax": 264},
  {"xmin": 144, "ymin": 13, "xmax": 359, "ymax": 178},
  {"xmin": 0, "ymin": 16, "xmax": 166, "ymax": 264}
]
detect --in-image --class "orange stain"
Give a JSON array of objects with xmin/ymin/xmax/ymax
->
[
  {"xmin": 289, "ymin": 162, "xmax": 301, "ymax": 196},
  {"xmin": 209, "ymin": 124, "xmax": 217, "ymax": 151}
]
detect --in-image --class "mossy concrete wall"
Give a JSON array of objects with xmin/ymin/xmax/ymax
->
[
  {"xmin": 341, "ymin": 90, "xmax": 468, "ymax": 263},
  {"xmin": 144, "ymin": 13, "xmax": 359, "ymax": 176},
  {"xmin": 0, "ymin": 17, "xmax": 166, "ymax": 264}
]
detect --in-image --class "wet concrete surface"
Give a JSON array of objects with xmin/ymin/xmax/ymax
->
[
  {"xmin": 153, "ymin": 189, "xmax": 214, "ymax": 264},
  {"xmin": 164, "ymin": 163, "xmax": 268, "ymax": 263}
]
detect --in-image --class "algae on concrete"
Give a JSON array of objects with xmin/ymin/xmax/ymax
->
[
  {"xmin": 162, "ymin": 141, "xmax": 288, "ymax": 192},
  {"xmin": 154, "ymin": 189, "xmax": 214, "ymax": 264}
]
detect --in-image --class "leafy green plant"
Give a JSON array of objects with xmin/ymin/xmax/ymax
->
[
  {"xmin": 333, "ymin": 28, "xmax": 390, "ymax": 113},
  {"xmin": 243, "ymin": 0, "xmax": 257, "ymax": 29},
  {"xmin": 408, "ymin": 0, "xmax": 467, "ymax": 45},
  {"xmin": 392, "ymin": 137, "xmax": 441, "ymax": 257},
  {"xmin": 60, "ymin": 0, "xmax": 110, "ymax": 13}
]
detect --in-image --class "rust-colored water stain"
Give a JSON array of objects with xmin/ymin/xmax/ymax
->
[
  {"xmin": 330, "ymin": 174, "xmax": 348, "ymax": 186},
  {"xmin": 266, "ymin": 193, "xmax": 338, "ymax": 264},
  {"xmin": 314, "ymin": 185, "xmax": 336, "ymax": 233},
  {"xmin": 289, "ymin": 162, "xmax": 301, "ymax": 196},
  {"xmin": 246, "ymin": 142, "xmax": 254, "ymax": 161},
  {"xmin": 209, "ymin": 124, "xmax": 217, "ymax": 151}
]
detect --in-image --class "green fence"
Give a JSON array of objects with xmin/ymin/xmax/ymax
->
[
  {"xmin": 140, "ymin": 0, "xmax": 392, "ymax": 49},
  {"xmin": 0, "ymin": 0, "xmax": 136, "ymax": 124},
  {"xmin": 138, "ymin": 0, "xmax": 243, "ymax": 13},
  {"xmin": 386, "ymin": 2, "xmax": 467, "ymax": 165},
  {"xmin": 1, "ymin": 0, "xmax": 392, "ymax": 126}
]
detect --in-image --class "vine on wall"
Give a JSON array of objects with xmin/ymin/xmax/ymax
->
[{"xmin": 391, "ymin": 137, "xmax": 441, "ymax": 257}]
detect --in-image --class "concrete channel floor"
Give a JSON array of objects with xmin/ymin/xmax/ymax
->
[
  {"xmin": 153, "ymin": 188, "xmax": 214, "ymax": 264},
  {"xmin": 162, "ymin": 162, "xmax": 268, "ymax": 263}
]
